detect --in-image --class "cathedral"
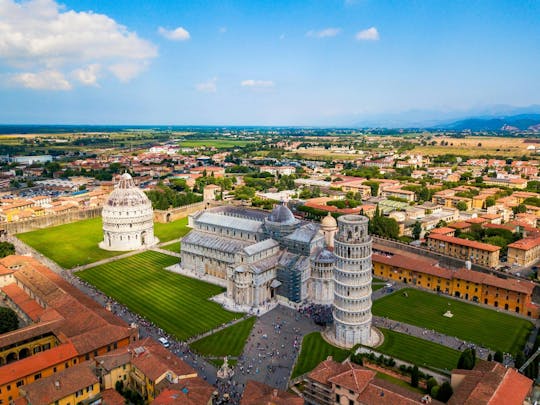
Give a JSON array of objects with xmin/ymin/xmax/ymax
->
[{"xmin": 181, "ymin": 203, "xmax": 374, "ymax": 348}]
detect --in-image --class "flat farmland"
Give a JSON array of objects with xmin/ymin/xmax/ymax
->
[
  {"xmin": 373, "ymin": 288, "xmax": 533, "ymax": 353},
  {"xmin": 77, "ymin": 251, "xmax": 242, "ymax": 340},
  {"xmin": 412, "ymin": 136, "xmax": 533, "ymax": 157}
]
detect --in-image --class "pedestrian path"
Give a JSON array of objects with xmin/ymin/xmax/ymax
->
[{"xmin": 186, "ymin": 315, "xmax": 251, "ymax": 344}]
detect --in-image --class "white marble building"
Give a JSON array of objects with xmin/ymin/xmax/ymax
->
[
  {"xmin": 99, "ymin": 173, "xmax": 158, "ymax": 251},
  {"xmin": 332, "ymin": 215, "xmax": 373, "ymax": 348},
  {"xmin": 181, "ymin": 204, "xmax": 375, "ymax": 343}
]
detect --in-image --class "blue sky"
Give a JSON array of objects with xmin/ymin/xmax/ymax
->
[{"xmin": 0, "ymin": 0, "xmax": 539, "ymax": 125}]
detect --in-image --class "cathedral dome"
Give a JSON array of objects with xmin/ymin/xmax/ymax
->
[
  {"xmin": 267, "ymin": 203, "xmax": 298, "ymax": 225},
  {"xmin": 321, "ymin": 212, "xmax": 337, "ymax": 230},
  {"xmin": 105, "ymin": 173, "xmax": 151, "ymax": 207}
]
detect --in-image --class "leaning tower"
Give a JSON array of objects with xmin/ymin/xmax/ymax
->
[{"xmin": 332, "ymin": 215, "xmax": 373, "ymax": 348}]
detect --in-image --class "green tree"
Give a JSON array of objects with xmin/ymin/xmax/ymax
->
[
  {"xmin": 514, "ymin": 352, "xmax": 525, "ymax": 369},
  {"xmin": 0, "ymin": 242, "xmax": 15, "ymax": 258},
  {"xmin": 426, "ymin": 377, "xmax": 438, "ymax": 395},
  {"xmin": 0, "ymin": 307, "xmax": 18, "ymax": 334},
  {"xmin": 436, "ymin": 381, "xmax": 454, "ymax": 402},
  {"xmin": 234, "ymin": 186, "xmax": 256, "ymax": 200},
  {"xmin": 485, "ymin": 196, "xmax": 496, "ymax": 208},
  {"xmin": 412, "ymin": 221, "xmax": 422, "ymax": 240},
  {"xmin": 410, "ymin": 365, "xmax": 420, "ymax": 388},
  {"xmin": 513, "ymin": 204, "xmax": 527, "ymax": 214},
  {"xmin": 456, "ymin": 201, "xmax": 468, "ymax": 211},
  {"xmin": 457, "ymin": 348, "xmax": 476, "ymax": 370},
  {"xmin": 494, "ymin": 350, "xmax": 504, "ymax": 363}
]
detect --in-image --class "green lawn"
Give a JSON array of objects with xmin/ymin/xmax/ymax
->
[
  {"xmin": 154, "ymin": 217, "xmax": 190, "ymax": 242},
  {"xmin": 77, "ymin": 251, "xmax": 242, "ymax": 340},
  {"xmin": 292, "ymin": 332, "xmax": 350, "ymax": 378},
  {"xmin": 161, "ymin": 241, "xmax": 181, "ymax": 253},
  {"xmin": 376, "ymin": 328, "xmax": 461, "ymax": 372},
  {"xmin": 179, "ymin": 139, "xmax": 256, "ymax": 149},
  {"xmin": 191, "ymin": 317, "xmax": 256, "ymax": 358},
  {"xmin": 373, "ymin": 288, "xmax": 533, "ymax": 353},
  {"xmin": 17, "ymin": 217, "xmax": 121, "ymax": 268},
  {"xmin": 17, "ymin": 216, "xmax": 190, "ymax": 268}
]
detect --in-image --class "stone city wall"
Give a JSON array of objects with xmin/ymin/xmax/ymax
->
[
  {"xmin": 153, "ymin": 201, "xmax": 212, "ymax": 223},
  {"xmin": 1, "ymin": 207, "xmax": 102, "ymax": 235}
]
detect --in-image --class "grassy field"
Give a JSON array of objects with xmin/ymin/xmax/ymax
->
[
  {"xmin": 412, "ymin": 136, "xmax": 533, "ymax": 157},
  {"xmin": 17, "ymin": 217, "xmax": 121, "ymax": 268},
  {"xmin": 161, "ymin": 241, "xmax": 181, "ymax": 253},
  {"xmin": 191, "ymin": 317, "xmax": 256, "ymax": 358},
  {"xmin": 154, "ymin": 217, "xmax": 190, "ymax": 242},
  {"xmin": 372, "ymin": 277, "xmax": 387, "ymax": 291},
  {"xmin": 179, "ymin": 139, "xmax": 257, "ymax": 149},
  {"xmin": 373, "ymin": 288, "xmax": 533, "ymax": 353},
  {"xmin": 376, "ymin": 328, "xmax": 461, "ymax": 372},
  {"xmin": 292, "ymin": 332, "xmax": 350, "ymax": 378},
  {"xmin": 17, "ymin": 216, "xmax": 190, "ymax": 268},
  {"xmin": 77, "ymin": 251, "xmax": 242, "ymax": 340}
]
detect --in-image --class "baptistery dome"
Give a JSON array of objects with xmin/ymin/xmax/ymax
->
[{"xmin": 99, "ymin": 173, "xmax": 158, "ymax": 251}]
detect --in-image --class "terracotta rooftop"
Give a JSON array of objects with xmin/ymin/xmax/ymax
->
[
  {"xmin": 0, "ymin": 342, "xmax": 78, "ymax": 385},
  {"xmin": 153, "ymin": 378, "xmax": 215, "ymax": 405},
  {"xmin": 372, "ymin": 253, "xmax": 453, "ymax": 280},
  {"xmin": 1, "ymin": 283, "xmax": 45, "ymax": 321},
  {"xmin": 428, "ymin": 234, "xmax": 501, "ymax": 252},
  {"xmin": 100, "ymin": 388, "xmax": 125, "ymax": 405},
  {"xmin": 240, "ymin": 380, "xmax": 303, "ymax": 405},
  {"xmin": 307, "ymin": 356, "xmax": 358, "ymax": 385},
  {"xmin": 328, "ymin": 368, "xmax": 376, "ymax": 393},
  {"xmin": 429, "ymin": 227, "xmax": 456, "ymax": 235},
  {"xmin": 448, "ymin": 221, "xmax": 471, "ymax": 230},
  {"xmin": 449, "ymin": 362, "xmax": 532, "ymax": 405},
  {"xmin": 130, "ymin": 338, "xmax": 197, "ymax": 382},
  {"xmin": 359, "ymin": 377, "xmax": 443, "ymax": 405},
  {"xmin": 507, "ymin": 237, "xmax": 540, "ymax": 251},
  {"xmin": 20, "ymin": 362, "xmax": 98, "ymax": 405}
]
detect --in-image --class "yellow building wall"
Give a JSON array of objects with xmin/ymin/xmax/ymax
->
[
  {"xmin": 49, "ymin": 382, "xmax": 100, "ymax": 405},
  {"xmin": 103, "ymin": 364, "xmax": 131, "ymax": 390},
  {"xmin": 0, "ymin": 357, "xmax": 78, "ymax": 403},
  {"xmin": 372, "ymin": 258, "xmax": 536, "ymax": 317},
  {"xmin": 0, "ymin": 335, "xmax": 59, "ymax": 367}
]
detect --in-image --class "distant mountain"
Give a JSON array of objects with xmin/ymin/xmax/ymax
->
[{"xmin": 435, "ymin": 114, "xmax": 540, "ymax": 131}]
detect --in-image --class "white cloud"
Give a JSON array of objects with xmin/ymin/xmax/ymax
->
[
  {"xmin": 158, "ymin": 26, "xmax": 190, "ymax": 41},
  {"xmin": 0, "ymin": 0, "xmax": 157, "ymax": 89},
  {"xmin": 72, "ymin": 64, "xmax": 101, "ymax": 86},
  {"xmin": 196, "ymin": 77, "xmax": 217, "ymax": 93},
  {"xmin": 355, "ymin": 27, "xmax": 380, "ymax": 41},
  {"xmin": 108, "ymin": 62, "xmax": 149, "ymax": 82},
  {"xmin": 306, "ymin": 28, "xmax": 341, "ymax": 38},
  {"xmin": 10, "ymin": 70, "xmax": 72, "ymax": 90},
  {"xmin": 241, "ymin": 79, "xmax": 275, "ymax": 89}
]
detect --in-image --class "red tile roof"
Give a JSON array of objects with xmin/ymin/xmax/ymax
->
[
  {"xmin": 372, "ymin": 253, "xmax": 453, "ymax": 280},
  {"xmin": 1, "ymin": 283, "xmax": 45, "ymax": 321},
  {"xmin": 0, "ymin": 343, "xmax": 78, "ymax": 385},
  {"xmin": 428, "ymin": 234, "xmax": 501, "ymax": 252},
  {"xmin": 507, "ymin": 237, "xmax": 540, "ymax": 251},
  {"xmin": 153, "ymin": 378, "xmax": 215, "ymax": 405},
  {"xmin": 20, "ymin": 362, "xmax": 98, "ymax": 405},
  {"xmin": 450, "ymin": 362, "xmax": 532, "ymax": 405},
  {"xmin": 240, "ymin": 380, "xmax": 303, "ymax": 405}
]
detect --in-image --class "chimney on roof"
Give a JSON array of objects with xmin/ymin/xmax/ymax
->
[
  {"xmin": 272, "ymin": 389, "xmax": 278, "ymax": 398},
  {"xmin": 54, "ymin": 381, "xmax": 61, "ymax": 390}
]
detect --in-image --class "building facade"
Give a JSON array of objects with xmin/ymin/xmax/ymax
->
[
  {"xmin": 332, "ymin": 215, "xmax": 373, "ymax": 348},
  {"xmin": 100, "ymin": 173, "xmax": 157, "ymax": 251}
]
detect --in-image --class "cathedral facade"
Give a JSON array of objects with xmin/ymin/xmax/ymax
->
[{"xmin": 181, "ymin": 204, "xmax": 373, "ymax": 347}]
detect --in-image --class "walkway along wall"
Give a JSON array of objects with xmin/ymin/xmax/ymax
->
[
  {"xmin": 1, "ymin": 207, "xmax": 102, "ymax": 235},
  {"xmin": 153, "ymin": 201, "xmax": 208, "ymax": 223}
]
